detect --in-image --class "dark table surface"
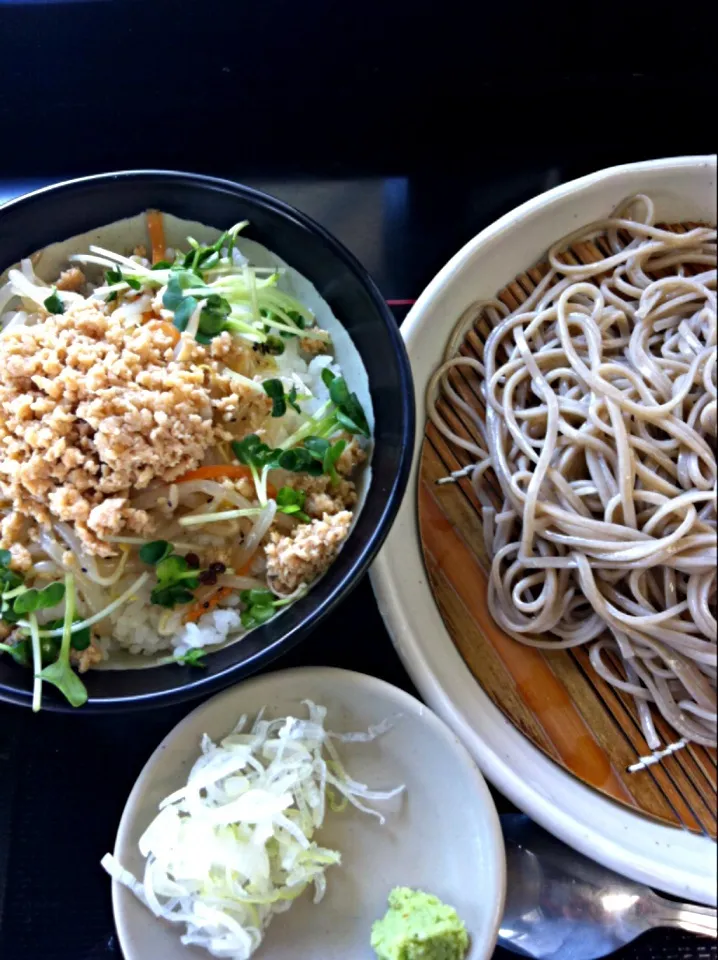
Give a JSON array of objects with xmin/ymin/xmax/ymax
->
[
  {"xmin": 1, "ymin": 169, "xmax": 716, "ymax": 960},
  {"xmin": 0, "ymin": 5, "xmax": 716, "ymax": 951}
]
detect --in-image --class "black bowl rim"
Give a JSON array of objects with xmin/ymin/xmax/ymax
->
[{"xmin": 0, "ymin": 169, "xmax": 415, "ymax": 712}]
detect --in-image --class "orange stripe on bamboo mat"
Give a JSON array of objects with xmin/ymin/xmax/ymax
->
[{"xmin": 419, "ymin": 476, "xmax": 637, "ymax": 807}]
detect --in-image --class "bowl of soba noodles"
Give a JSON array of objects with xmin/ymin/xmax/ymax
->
[
  {"xmin": 423, "ymin": 171, "xmax": 717, "ymax": 752},
  {"xmin": 0, "ymin": 172, "xmax": 414, "ymax": 711},
  {"xmin": 371, "ymin": 154, "xmax": 716, "ymax": 897}
]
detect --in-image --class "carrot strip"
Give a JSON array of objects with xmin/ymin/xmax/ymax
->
[
  {"xmin": 177, "ymin": 465, "xmax": 253, "ymax": 483},
  {"xmin": 176, "ymin": 464, "xmax": 276, "ymax": 499},
  {"xmin": 184, "ymin": 587, "xmax": 233, "ymax": 624},
  {"xmin": 146, "ymin": 210, "xmax": 166, "ymax": 265}
]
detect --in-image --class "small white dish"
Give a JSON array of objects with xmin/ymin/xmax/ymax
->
[
  {"xmin": 371, "ymin": 155, "xmax": 718, "ymax": 905},
  {"xmin": 109, "ymin": 666, "xmax": 506, "ymax": 960}
]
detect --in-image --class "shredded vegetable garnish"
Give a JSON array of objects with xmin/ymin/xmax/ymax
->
[
  {"xmin": 178, "ymin": 508, "xmax": 263, "ymax": 528},
  {"xmin": 16, "ymin": 572, "xmax": 150, "ymax": 638},
  {"xmin": 146, "ymin": 210, "xmax": 167, "ymax": 265},
  {"xmin": 183, "ymin": 588, "xmax": 234, "ymax": 625},
  {"xmin": 101, "ymin": 701, "xmax": 404, "ymax": 960},
  {"xmin": 28, "ymin": 612, "xmax": 43, "ymax": 712}
]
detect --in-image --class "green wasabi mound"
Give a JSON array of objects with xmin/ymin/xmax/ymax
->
[{"xmin": 371, "ymin": 886, "xmax": 470, "ymax": 960}]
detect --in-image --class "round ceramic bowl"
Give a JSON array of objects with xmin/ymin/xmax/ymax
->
[
  {"xmin": 0, "ymin": 171, "xmax": 414, "ymax": 711},
  {"xmin": 371, "ymin": 155, "xmax": 717, "ymax": 901}
]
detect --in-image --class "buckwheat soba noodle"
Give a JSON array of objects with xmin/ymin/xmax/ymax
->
[{"xmin": 427, "ymin": 195, "xmax": 717, "ymax": 750}]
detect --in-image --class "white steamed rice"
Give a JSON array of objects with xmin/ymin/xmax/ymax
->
[{"xmin": 109, "ymin": 581, "xmax": 244, "ymax": 658}]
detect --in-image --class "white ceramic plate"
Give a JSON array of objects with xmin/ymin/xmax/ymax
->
[
  {"xmin": 110, "ymin": 666, "xmax": 506, "ymax": 960},
  {"xmin": 371, "ymin": 156, "xmax": 718, "ymax": 906}
]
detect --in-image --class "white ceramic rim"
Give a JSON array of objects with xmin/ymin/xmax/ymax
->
[
  {"xmin": 111, "ymin": 666, "xmax": 507, "ymax": 958},
  {"xmin": 371, "ymin": 155, "xmax": 718, "ymax": 906}
]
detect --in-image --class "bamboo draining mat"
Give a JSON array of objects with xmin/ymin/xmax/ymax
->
[{"xmin": 418, "ymin": 224, "xmax": 717, "ymax": 837}]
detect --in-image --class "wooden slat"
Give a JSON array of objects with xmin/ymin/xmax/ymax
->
[{"xmin": 418, "ymin": 223, "xmax": 717, "ymax": 836}]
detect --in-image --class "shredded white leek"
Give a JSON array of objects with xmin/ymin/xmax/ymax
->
[
  {"xmin": 179, "ymin": 508, "xmax": 263, "ymax": 528},
  {"xmin": 6, "ymin": 269, "xmax": 83, "ymax": 310},
  {"xmin": 185, "ymin": 298, "xmax": 207, "ymax": 340},
  {"xmin": 88, "ymin": 245, "xmax": 155, "ymax": 275},
  {"xmin": 102, "ymin": 701, "xmax": 404, "ymax": 959},
  {"xmin": 222, "ymin": 368, "xmax": 266, "ymax": 392}
]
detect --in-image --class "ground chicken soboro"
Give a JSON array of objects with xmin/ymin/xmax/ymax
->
[
  {"xmin": 0, "ymin": 301, "xmax": 270, "ymax": 560},
  {"xmin": 55, "ymin": 266, "xmax": 86, "ymax": 292},
  {"xmin": 264, "ymin": 511, "xmax": 352, "ymax": 594},
  {"xmin": 282, "ymin": 473, "xmax": 358, "ymax": 518},
  {"xmin": 299, "ymin": 334, "xmax": 331, "ymax": 356},
  {"xmin": 336, "ymin": 437, "xmax": 367, "ymax": 477}
]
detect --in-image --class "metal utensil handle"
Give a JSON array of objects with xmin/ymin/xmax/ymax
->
[{"xmin": 652, "ymin": 900, "xmax": 717, "ymax": 938}]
